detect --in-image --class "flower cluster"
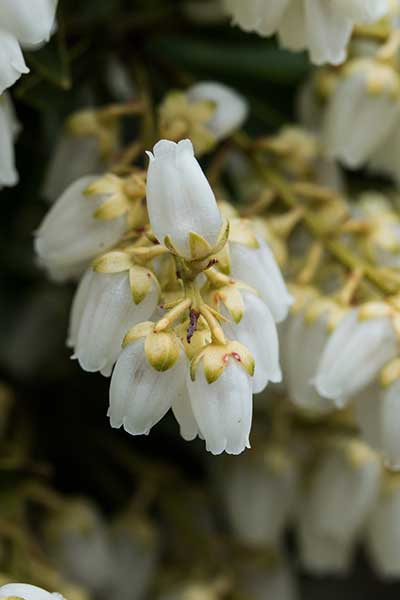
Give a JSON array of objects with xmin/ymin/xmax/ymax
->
[
  {"xmin": 223, "ymin": 0, "xmax": 391, "ymax": 65},
  {"xmin": 35, "ymin": 136, "xmax": 292, "ymax": 455}
]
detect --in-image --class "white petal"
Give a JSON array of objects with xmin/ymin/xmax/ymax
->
[
  {"xmin": 229, "ymin": 238, "xmax": 292, "ymax": 323},
  {"xmin": 0, "ymin": 29, "xmax": 28, "ymax": 94},
  {"xmin": 0, "ymin": 93, "xmax": 19, "ymax": 186},
  {"xmin": 67, "ymin": 268, "xmax": 94, "ymax": 348},
  {"xmin": 172, "ymin": 384, "xmax": 200, "ymax": 441},
  {"xmin": 0, "ymin": 0, "xmax": 58, "ymax": 46},
  {"xmin": 366, "ymin": 483, "xmax": 400, "ymax": 578},
  {"xmin": 304, "ymin": 0, "xmax": 352, "ymax": 66},
  {"xmin": 187, "ymin": 81, "xmax": 248, "ymax": 140},
  {"xmin": 314, "ymin": 310, "xmax": 398, "ymax": 403},
  {"xmin": 187, "ymin": 361, "xmax": 252, "ymax": 455},
  {"xmin": 74, "ymin": 271, "xmax": 158, "ymax": 375},
  {"xmin": 0, "ymin": 583, "xmax": 63, "ymax": 600},
  {"xmin": 146, "ymin": 139, "xmax": 222, "ymax": 257},
  {"xmin": 35, "ymin": 175, "xmax": 127, "ymax": 281},
  {"xmin": 109, "ymin": 340, "xmax": 187, "ymax": 435},
  {"xmin": 224, "ymin": 291, "xmax": 281, "ymax": 393}
]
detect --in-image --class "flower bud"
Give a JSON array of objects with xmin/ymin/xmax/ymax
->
[
  {"xmin": 187, "ymin": 81, "xmax": 248, "ymax": 141},
  {"xmin": 35, "ymin": 176, "xmax": 128, "ymax": 281},
  {"xmin": 146, "ymin": 139, "xmax": 222, "ymax": 258},
  {"xmin": 0, "ymin": 93, "xmax": 20, "ymax": 187},
  {"xmin": 71, "ymin": 269, "xmax": 158, "ymax": 376},
  {"xmin": 109, "ymin": 338, "xmax": 187, "ymax": 435},
  {"xmin": 314, "ymin": 308, "xmax": 398, "ymax": 405},
  {"xmin": 0, "ymin": 583, "xmax": 64, "ymax": 600},
  {"xmin": 229, "ymin": 236, "xmax": 293, "ymax": 323}
]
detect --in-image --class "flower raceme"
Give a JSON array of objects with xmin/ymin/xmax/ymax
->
[
  {"xmin": 35, "ymin": 138, "xmax": 291, "ymax": 455},
  {"xmin": 224, "ymin": 0, "xmax": 390, "ymax": 65}
]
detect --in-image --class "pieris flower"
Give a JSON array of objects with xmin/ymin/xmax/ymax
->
[
  {"xmin": 187, "ymin": 358, "xmax": 253, "ymax": 455},
  {"xmin": 223, "ymin": 290, "xmax": 281, "ymax": 393},
  {"xmin": 322, "ymin": 60, "xmax": 400, "ymax": 168},
  {"xmin": 369, "ymin": 124, "xmax": 400, "ymax": 184},
  {"xmin": 0, "ymin": 0, "xmax": 58, "ymax": 94},
  {"xmin": 146, "ymin": 139, "xmax": 222, "ymax": 258},
  {"xmin": 238, "ymin": 562, "xmax": 298, "ymax": 600},
  {"xmin": 303, "ymin": 441, "xmax": 381, "ymax": 543},
  {"xmin": 229, "ymin": 236, "xmax": 293, "ymax": 323},
  {"xmin": 314, "ymin": 308, "xmax": 398, "ymax": 406},
  {"xmin": 70, "ymin": 270, "xmax": 158, "ymax": 376},
  {"xmin": 354, "ymin": 379, "xmax": 400, "ymax": 470},
  {"xmin": 366, "ymin": 477, "xmax": 400, "ymax": 578},
  {"xmin": 224, "ymin": 0, "xmax": 389, "ymax": 65},
  {"xmin": 187, "ymin": 81, "xmax": 248, "ymax": 141},
  {"xmin": 0, "ymin": 93, "xmax": 19, "ymax": 187},
  {"xmin": 109, "ymin": 339, "xmax": 187, "ymax": 435},
  {"xmin": 0, "ymin": 583, "xmax": 63, "ymax": 600},
  {"xmin": 221, "ymin": 448, "xmax": 296, "ymax": 546},
  {"xmin": 298, "ymin": 519, "xmax": 355, "ymax": 576},
  {"xmin": 45, "ymin": 499, "xmax": 113, "ymax": 595},
  {"xmin": 35, "ymin": 176, "xmax": 128, "ymax": 281}
]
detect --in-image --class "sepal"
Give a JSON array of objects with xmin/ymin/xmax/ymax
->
[{"xmin": 145, "ymin": 330, "xmax": 181, "ymax": 372}]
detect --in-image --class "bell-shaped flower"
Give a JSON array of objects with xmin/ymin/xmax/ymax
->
[
  {"xmin": 284, "ymin": 299, "xmax": 343, "ymax": 414},
  {"xmin": 224, "ymin": 0, "xmax": 389, "ymax": 65},
  {"xmin": 44, "ymin": 498, "xmax": 114, "ymax": 595},
  {"xmin": 146, "ymin": 139, "xmax": 222, "ymax": 258},
  {"xmin": 187, "ymin": 81, "xmax": 248, "ymax": 141},
  {"xmin": 71, "ymin": 268, "xmax": 158, "ymax": 376},
  {"xmin": 223, "ymin": 290, "xmax": 281, "ymax": 393},
  {"xmin": 237, "ymin": 561, "xmax": 298, "ymax": 600},
  {"xmin": 306, "ymin": 441, "xmax": 381, "ymax": 543},
  {"xmin": 0, "ymin": 583, "xmax": 64, "ymax": 600},
  {"xmin": 366, "ymin": 475, "xmax": 400, "ymax": 578},
  {"xmin": 0, "ymin": 93, "xmax": 20, "ymax": 187},
  {"xmin": 171, "ymin": 384, "xmax": 200, "ymax": 442},
  {"xmin": 229, "ymin": 236, "xmax": 293, "ymax": 323},
  {"xmin": 187, "ymin": 342, "xmax": 254, "ymax": 455},
  {"xmin": 314, "ymin": 307, "xmax": 398, "ymax": 405},
  {"xmin": 34, "ymin": 176, "xmax": 128, "ymax": 281},
  {"xmin": 0, "ymin": 0, "xmax": 58, "ymax": 94},
  {"xmin": 109, "ymin": 334, "xmax": 187, "ymax": 435},
  {"xmin": 221, "ymin": 446, "xmax": 296, "ymax": 547},
  {"xmin": 354, "ymin": 371, "xmax": 400, "ymax": 470},
  {"xmin": 322, "ymin": 59, "xmax": 400, "ymax": 168}
]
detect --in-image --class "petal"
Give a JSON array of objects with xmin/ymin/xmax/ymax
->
[
  {"xmin": 0, "ymin": 0, "xmax": 58, "ymax": 46},
  {"xmin": 0, "ymin": 93, "xmax": 19, "ymax": 186},
  {"xmin": 0, "ymin": 28, "xmax": 28, "ymax": 94},
  {"xmin": 172, "ymin": 384, "xmax": 200, "ymax": 441},
  {"xmin": 0, "ymin": 583, "xmax": 61, "ymax": 600}
]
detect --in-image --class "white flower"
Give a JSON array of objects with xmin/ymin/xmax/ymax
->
[
  {"xmin": 45, "ymin": 499, "xmax": 114, "ymax": 595},
  {"xmin": 302, "ymin": 441, "xmax": 381, "ymax": 543},
  {"xmin": 70, "ymin": 270, "xmax": 158, "ymax": 376},
  {"xmin": 314, "ymin": 308, "xmax": 398, "ymax": 405},
  {"xmin": 108, "ymin": 339, "xmax": 187, "ymax": 435},
  {"xmin": 0, "ymin": 0, "xmax": 58, "ymax": 94},
  {"xmin": 187, "ymin": 81, "xmax": 248, "ymax": 140},
  {"xmin": 366, "ymin": 477, "xmax": 400, "ymax": 578},
  {"xmin": 369, "ymin": 123, "xmax": 400, "ymax": 183},
  {"xmin": 322, "ymin": 60, "xmax": 400, "ymax": 168},
  {"xmin": 283, "ymin": 303, "xmax": 339, "ymax": 414},
  {"xmin": 224, "ymin": 0, "xmax": 389, "ymax": 65},
  {"xmin": 238, "ymin": 562, "xmax": 299, "ymax": 600},
  {"xmin": 187, "ymin": 360, "xmax": 252, "ymax": 455},
  {"xmin": 0, "ymin": 583, "xmax": 63, "ymax": 600},
  {"xmin": 146, "ymin": 139, "xmax": 222, "ymax": 258},
  {"xmin": 34, "ymin": 176, "xmax": 127, "ymax": 281},
  {"xmin": 224, "ymin": 290, "xmax": 281, "ymax": 393},
  {"xmin": 354, "ymin": 379, "xmax": 400, "ymax": 470},
  {"xmin": 229, "ymin": 236, "xmax": 293, "ymax": 323},
  {"xmin": 0, "ymin": 93, "xmax": 20, "ymax": 187},
  {"xmin": 171, "ymin": 385, "xmax": 200, "ymax": 442},
  {"xmin": 221, "ymin": 449, "xmax": 296, "ymax": 546},
  {"xmin": 298, "ymin": 519, "xmax": 355, "ymax": 576}
]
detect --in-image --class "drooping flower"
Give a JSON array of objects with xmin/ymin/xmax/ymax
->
[
  {"xmin": 34, "ymin": 176, "xmax": 128, "ymax": 281},
  {"xmin": 314, "ymin": 306, "xmax": 398, "ymax": 406},
  {"xmin": 224, "ymin": 0, "xmax": 390, "ymax": 65},
  {"xmin": 146, "ymin": 139, "xmax": 223, "ymax": 258},
  {"xmin": 0, "ymin": 0, "xmax": 58, "ymax": 94}
]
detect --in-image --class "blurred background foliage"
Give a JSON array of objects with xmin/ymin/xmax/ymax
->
[{"xmin": 2, "ymin": 1, "xmax": 399, "ymax": 598}]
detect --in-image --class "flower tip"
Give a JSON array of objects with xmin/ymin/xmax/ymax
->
[{"xmin": 145, "ymin": 150, "xmax": 154, "ymax": 162}]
